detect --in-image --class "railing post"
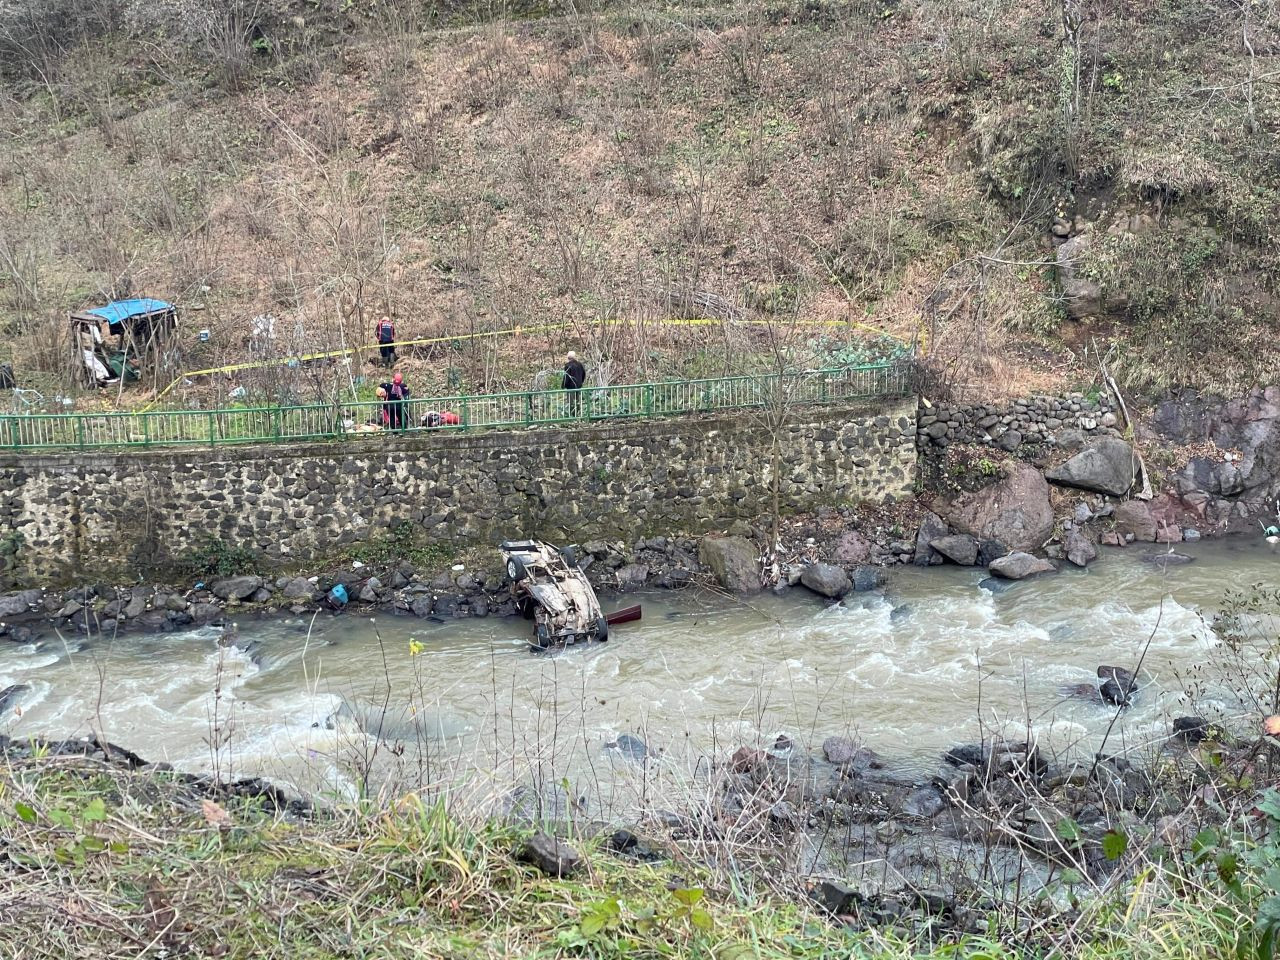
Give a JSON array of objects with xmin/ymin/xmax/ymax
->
[
  {"xmin": 77, "ymin": 416, "xmax": 85, "ymax": 449},
  {"xmin": 644, "ymin": 384, "xmax": 654, "ymax": 417},
  {"xmin": 462, "ymin": 398, "xmax": 470, "ymax": 431},
  {"xmin": 584, "ymin": 389, "xmax": 592, "ymax": 421},
  {"xmin": 525, "ymin": 392, "xmax": 533, "ymax": 427},
  {"xmin": 208, "ymin": 411, "xmax": 216, "ymax": 450},
  {"xmin": 273, "ymin": 407, "xmax": 282, "ymax": 442},
  {"xmin": 142, "ymin": 413, "xmax": 150, "ymax": 447},
  {"xmin": 7, "ymin": 417, "xmax": 17, "ymax": 449}
]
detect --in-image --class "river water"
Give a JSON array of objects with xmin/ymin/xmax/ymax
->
[{"xmin": 1, "ymin": 538, "xmax": 1276, "ymax": 815}]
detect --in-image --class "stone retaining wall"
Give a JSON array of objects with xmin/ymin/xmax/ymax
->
[
  {"xmin": 917, "ymin": 393, "xmax": 1121, "ymax": 455},
  {"xmin": 0, "ymin": 400, "xmax": 917, "ymax": 587}
]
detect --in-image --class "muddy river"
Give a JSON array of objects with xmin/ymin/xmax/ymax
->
[{"xmin": 1, "ymin": 537, "xmax": 1276, "ymax": 815}]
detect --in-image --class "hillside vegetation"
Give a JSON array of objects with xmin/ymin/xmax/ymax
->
[{"xmin": 1, "ymin": 0, "xmax": 1277, "ymax": 406}]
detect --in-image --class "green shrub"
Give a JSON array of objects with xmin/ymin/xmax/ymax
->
[{"xmin": 182, "ymin": 538, "xmax": 260, "ymax": 578}]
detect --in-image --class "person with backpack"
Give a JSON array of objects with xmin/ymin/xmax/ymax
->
[{"xmin": 375, "ymin": 315, "xmax": 397, "ymax": 366}]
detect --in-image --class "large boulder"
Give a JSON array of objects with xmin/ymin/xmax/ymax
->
[
  {"xmin": 1046, "ymin": 439, "xmax": 1137, "ymax": 497},
  {"xmin": 698, "ymin": 536, "xmax": 760, "ymax": 594},
  {"xmin": 913, "ymin": 511, "xmax": 949, "ymax": 566},
  {"xmin": 989, "ymin": 552, "xmax": 1055, "ymax": 580},
  {"xmin": 939, "ymin": 464, "xmax": 1054, "ymax": 554},
  {"xmin": 210, "ymin": 576, "xmax": 264, "ymax": 601},
  {"xmin": 0, "ymin": 590, "xmax": 41, "ymax": 619},
  {"xmin": 930, "ymin": 534, "xmax": 978, "ymax": 566},
  {"xmin": 1056, "ymin": 233, "xmax": 1104, "ymax": 319},
  {"xmin": 799, "ymin": 563, "xmax": 851, "ymax": 599}
]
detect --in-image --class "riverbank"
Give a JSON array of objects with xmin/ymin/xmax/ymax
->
[{"xmin": 1, "ymin": 728, "xmax": 1275, "ymax": 959}]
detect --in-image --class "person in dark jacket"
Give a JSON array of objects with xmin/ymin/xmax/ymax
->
[
  {"xmin": 380, "ymin": 372, "xmax": 410, "ymax": 430},
  {"xmin": 375, "ymin": 316, "xmax": 396, "ymax": 366},
  {"xmin": 563, "ymin": 350, "xmax": 586, "ymax": 415}
]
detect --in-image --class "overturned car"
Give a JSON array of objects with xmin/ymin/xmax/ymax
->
[{"xmin": 501, "ymin": 540, "xmax": 609, "ymax": 650}]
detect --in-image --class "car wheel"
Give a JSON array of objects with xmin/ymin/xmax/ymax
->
[
  {"xmin": 595, "ymin": 616, "xmax": 609, "ymax": 642},
  {"xmin": 506, "ymin": 556, "xmax": 528, "ymax": 583},
  {"xmin": 561, "ymin": 545, "xmax": 578, "ymax": 568}
]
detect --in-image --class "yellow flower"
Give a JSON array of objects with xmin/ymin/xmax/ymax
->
[{"xmin": 408, "ymin": 639, "xmax": 424, "ymax": 657}]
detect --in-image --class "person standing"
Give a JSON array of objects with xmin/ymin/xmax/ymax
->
[
  {"xmin": 563, "ymin": 350, "xmax": 586, "ymax": 416},
  {"xmin": 376, "ymin": 315, "xmax": 397, "ymax": 366},
  {"xmin": 381, "ymin": 371, "xmax": 410, "ymax": 430}
]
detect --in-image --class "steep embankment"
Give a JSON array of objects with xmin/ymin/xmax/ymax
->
[{"xmin": 2, "ymin": 0, "xmax": 1278, "ymax": 402}]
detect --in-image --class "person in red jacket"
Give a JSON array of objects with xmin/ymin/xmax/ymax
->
[
  {"xmin": 375, "ymin": 316, "xmax": 397, "ymax": 366},
  {"xmin": 422, "ymin": 410, "xmax": 462, "ymax": 428}
]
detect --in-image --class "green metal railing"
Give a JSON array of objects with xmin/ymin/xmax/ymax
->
[{"xmin": 0, "ymin": 362, "xmax": 912, "ymax": 452}]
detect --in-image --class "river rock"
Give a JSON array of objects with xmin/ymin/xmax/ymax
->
[
  {"xmin": 190, "ymin": 602, "xmax": 223, "ymax": 623},
  {"xmin": 122, "ymin": 594, "xmax": 148, "ymax": 619},
  {"xmin": 943, "ymin": 744, "xmax": 987, "ymax": 768},
  {"xmin": 0, "ymin": 590, "xmax": 41, "ymax": 618},
  {"xmin": 810, "ymin": 879, "xmax": 861, "ymax": 915},
  {"xmin": 411, "ymin": 596, "xmax": 434, "ymax": 618},
  {"xmin": 850, "ymin": 566, "xmax": 887, "ymax": 592},
  {"xmin": 518, "ymin": 832, "xmax": 582, "ymax": 878},
  {"xmin": 1114, "ymin": 500, "xmax": 1157, "ymax": 541},
  {"xmin": 1141, "ymin": 551, "xmax": 1195, "ymax": 568},
  {"xmin": 901, "ymin": 784, "xmax": 946, "ymax": 819},
  {"xmin": 822, "ymin": 737, "xmax": 881, "ymax": 771},
  {"xmin": 1063, "ymin": 529, "xmax": 1098, "ymax": 567},
  {"xmin": 210, "ymin": 576, "xmax": 264, "ymax": 601},
  {"xmin": 1098, "ymin": 665, "xmax": 1137, "ymax": 706},
  {"xmin": 913, "ymin": 511, "xmax": 949, "ymax": 566},
  {"xmin": 988, "ymin": 552, "xmax": 1055, "ymax": 580},
  {"xmin": 282, "ymin": 578, "xmax": 313, "ymax": 599},
  {"xmin": 699, "ymin": 536, "xmax": 760, "ymax": 594},
  {"xmin": 328, "ymin": 699, "xmax": 462, "ymax": 741},
  {"xmin": 1173, "ymin": 716, "xmax": 1212, "ymax": 743},
  {"xmin": 930, "ymin": 534, "xmax": 978, "ymax": 566},
  {"xmin": 615, "ymin": 564, "xmax": 649, "ymax": 592},
  {"xmin": 1045, "ymin": 438, "xmax": 1137, "ymax": 496},
  {"xmin": 606, "ymin": 734, "xmax": 648, "ymax": 760},
  {"xmin": 939, "ymin": 464, "xmax": 1054, "ymax": 554},
  {"xmin": 800, "ymin": 563, "xmax": 851, "ymax": 599},
  {"xmin": 822, "ymin": 735, "xmax": 858, "ymax": 765},
  {"xmin": 164, "ymin": 593, "xmax": 190, "ymax": 612},
  {"xmin": 977, "ymin": 538, "xmax": 1010, "ymax": 566}
]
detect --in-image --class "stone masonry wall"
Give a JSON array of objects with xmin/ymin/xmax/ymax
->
[
  {"xmin": 917, "ymin": 393, "xmax": 1122, "ymax": 456},
  {"xmin": 0, "ymin": 399, "xmax": 917, "ymax": 587}
]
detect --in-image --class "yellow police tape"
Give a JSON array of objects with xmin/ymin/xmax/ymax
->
[{"xmin": 142, "ymin": 316, "xmax": 913, "ymax": 411}]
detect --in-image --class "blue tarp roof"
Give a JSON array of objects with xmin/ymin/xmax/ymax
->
[{"xmin": 83, "ymin": 299, "xmax": 175, "ymax": 328}]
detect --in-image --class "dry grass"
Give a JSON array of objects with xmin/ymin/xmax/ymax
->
[{"xmin": 1, "ymin": 0, "xmax": 1277, "ymax": 405}]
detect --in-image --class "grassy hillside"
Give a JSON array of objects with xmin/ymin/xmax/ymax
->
[
  {"xmin": 1, "ymin": 746, "xmax": 1272, "ymax": 960},
  {"xmin": 1, "ymin": 0, "xmax": 1277, "ymax": 408}
]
